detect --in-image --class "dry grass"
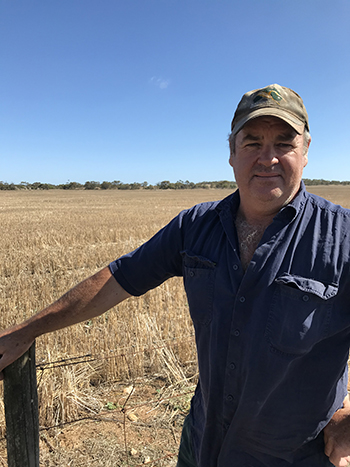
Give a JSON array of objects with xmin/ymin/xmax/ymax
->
[
  {"xmin": 0, "ymin": 189, "xmax": 233, "ymax": 432},
  {"xmin": 306, "ymin": 185, "xmax": 350, "ymax": 208},
  {"xmin": 0, "ymin": 186, "xmax": 349, "ymax": 465}
]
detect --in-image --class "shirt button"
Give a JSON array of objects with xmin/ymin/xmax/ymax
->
[
  {"xmin": 189, "ymin": 271, "xmax": 195, "ymax": 277},
  {"xmin": 234, "ymin": 329, "xmax": 240, "ymax": 337},
  {"xmin": 239, "ymin": 296, "xmax": 246, "ymax": 303},
  {"xmin": 226, "ymin": 394, "xmax": 234, "ymax": 401},
  {"xmin": 229, "ymin": 362, "xmax": 236, "ymax": 370},
  {"xmin": 233, "ymin": 264, "xmax": 238, "ymax": 271},
  {"xmin": 302, "ymin": 295, "xmax": 309, "ymax": 302}
]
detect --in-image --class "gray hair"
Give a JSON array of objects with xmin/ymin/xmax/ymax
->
[{"xmin": 228, "ymin": 128, "xmax": 311, "ymax": 157}]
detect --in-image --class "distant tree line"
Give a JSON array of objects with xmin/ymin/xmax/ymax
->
[
  {"xmin": 302, "ymin": 179, "xmax": 350, "ymax": 186},
  {"xmin": 0, "ymin": 179, "xmax": 350, "ymax": 191},
  {"xmin": 0, "ymin": 180, "xmax": 237, "ymax": 190}
]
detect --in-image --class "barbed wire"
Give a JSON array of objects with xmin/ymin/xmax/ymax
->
[{"xmin": 36, "ymin": 332, "xmax": 195, "ymax": 371}]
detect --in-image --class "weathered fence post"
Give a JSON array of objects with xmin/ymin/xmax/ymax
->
[{"xmin": 3, "ymin": 342, "xmax": 39, "ymax": 467}]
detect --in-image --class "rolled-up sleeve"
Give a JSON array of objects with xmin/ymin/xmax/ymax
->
[{"xmin": 109, "ymin": 212, "xmax": 185, "ymax": 296}]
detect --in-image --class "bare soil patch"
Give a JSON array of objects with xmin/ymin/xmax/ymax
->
[{"xmin": 1, "ymin": 376, "xmax": 194, "ymax": 466}]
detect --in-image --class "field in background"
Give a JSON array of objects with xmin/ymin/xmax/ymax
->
[
  {"xmin": 306, "ymin": 185, "xmax": 350, "ymax": 208},
  {"xmin": 0, "ymin": 186, "xmax": 349, "ymax": 465}
]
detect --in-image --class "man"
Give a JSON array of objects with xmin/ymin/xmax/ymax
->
[{"xmin": 0, "ymin": 84, "xmax": 350, "ymax": 466}]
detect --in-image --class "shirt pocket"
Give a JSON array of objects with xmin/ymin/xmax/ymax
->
[
  {"xmin": 265, "ymin": 273, "xmax": 338, "ymax": 356},
  {"xmin": 181, "ymin": 251, "xmax": 216, "ymax": 325}
]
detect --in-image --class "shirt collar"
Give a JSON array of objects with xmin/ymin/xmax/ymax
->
[
  {"xmin": 277, "ymin": 181, "xmax": 307, "ymax": 222},
  {"xmin": 215, "ymin": 189, "xmax": 240, "ymax": 219}
]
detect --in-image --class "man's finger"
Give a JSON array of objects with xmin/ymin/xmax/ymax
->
[
  {"xmin": 339, "ymin": 455, "xmax": 350, "ymax": 467},
  {"xmin": 0, "ymin": 353, "xmax": 17, "ymax": 376},
  {"xmin": 327, "ymin": 448, "xmax": 350, "ymax": 467}
]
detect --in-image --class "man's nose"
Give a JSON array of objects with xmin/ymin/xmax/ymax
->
[{"xmin": 258, "ymin": 145, "xmax": 278, "ymax": 166}]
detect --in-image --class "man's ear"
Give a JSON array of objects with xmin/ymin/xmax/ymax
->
[
  {"xmin": 229, "ymin": 153, "xmax": 234, "ymax": 168},
  {"xmin": 303, "ymin": 136, "xmax": 311, "ymax": 167}
]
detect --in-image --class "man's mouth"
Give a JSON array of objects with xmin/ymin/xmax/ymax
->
[{"xmin": 254, "ymin": 173, "xmax": 280, "ymax": 178}]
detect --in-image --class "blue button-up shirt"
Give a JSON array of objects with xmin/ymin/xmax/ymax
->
[{"xmin": 110, "ymin": 183, "xmax": 350, "ymax": 466}]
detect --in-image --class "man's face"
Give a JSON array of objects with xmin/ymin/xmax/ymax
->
[{"xmin": 229, "ymin": 116, "xmax": 309, "ymax": 217}]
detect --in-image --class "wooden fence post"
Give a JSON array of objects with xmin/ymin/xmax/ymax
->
[{"xmin": 3, "ymin": 342, "xmax": 39, "ymax": 467}]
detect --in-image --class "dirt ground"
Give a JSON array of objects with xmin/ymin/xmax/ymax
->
[{"xmin": 0, "ymin": 377, "xmax": 194, "ymax": 467}]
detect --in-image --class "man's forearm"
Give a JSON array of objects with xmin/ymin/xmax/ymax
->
[
  {"xmin": 0, "ymin": 266, "xmax": 130, "ymax": 376},
  {"xmin": 22, "ymin": 266, "xmax": 130, "ymax": 337}
]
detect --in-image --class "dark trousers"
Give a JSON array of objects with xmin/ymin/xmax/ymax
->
[{"xmin": 176, "ymin": 415, "xmax": 198, "ymax": 467}]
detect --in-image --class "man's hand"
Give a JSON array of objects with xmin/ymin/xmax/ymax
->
[
  {"xmin": 0, "ymin": 325, "xmax": 35, "ymax": 380},
  {"xmin": 324, "ymin": 395, "xmax": 350, "ymax": 467}
]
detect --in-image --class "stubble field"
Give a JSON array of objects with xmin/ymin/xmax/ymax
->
[{"xmin": 0, "ymin": 186, "xmax": 349, "ymax": 466}]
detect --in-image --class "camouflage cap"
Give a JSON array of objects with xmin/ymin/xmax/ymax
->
[{"xmin": 231, "ymin": 84, "xmax": 309, "ymax": 135}]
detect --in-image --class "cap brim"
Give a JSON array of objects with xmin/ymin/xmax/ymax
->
[{"xmin": 232, "ymin": 108, "xmax": 305, "ymax": 135}]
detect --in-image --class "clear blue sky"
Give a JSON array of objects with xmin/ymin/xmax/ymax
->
[{"xmin": 1, "ymin": 0, "xmax": 350, "ymax": 185}]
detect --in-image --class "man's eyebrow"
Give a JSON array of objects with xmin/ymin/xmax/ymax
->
[
  {"xmin": 240, "ymin": 131, "xmax": 298, "ymax": 144},
  {"xmin": 241, "ymin": 134, "xmax": 262, "ymax": 143},
  {"xmin": 275, "ymin": 131, "xmax": 297, "ymax": 141}
]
